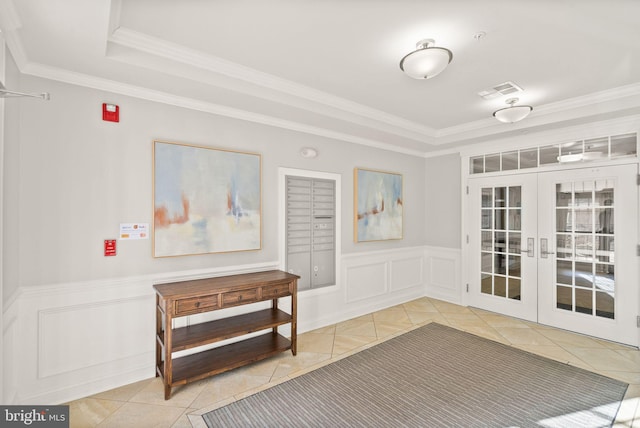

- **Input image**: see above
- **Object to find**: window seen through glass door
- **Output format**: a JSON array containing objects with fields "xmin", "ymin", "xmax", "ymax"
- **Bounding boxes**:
[
  {"xmin": 555, "ymin": 180, "xmax": 615, "ymax": 319},
  {"xmin": 480, "ymin": 186, "xmax": 522, "ymax": 300}
]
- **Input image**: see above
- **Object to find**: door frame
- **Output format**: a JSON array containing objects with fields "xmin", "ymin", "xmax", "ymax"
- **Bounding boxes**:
[
  {"xmin": 278, "ymin": 167, "xmax": 342, "ymax": 294},
  {"xmin": 462, "ymin": 159, "xmax": 640, "ymax": 346},
  {"xmin": 536, "ymin": 164, "xmax": 639, "ymax": 345},
  {"xmin": 466, "ymin": 173, "xmax": 539, "ymax": 322}
]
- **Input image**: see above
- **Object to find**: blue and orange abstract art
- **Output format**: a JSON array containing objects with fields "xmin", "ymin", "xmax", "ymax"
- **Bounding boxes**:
[
  {"xmin": 354, "ymin": 168, "xmax": 403, "ymax": 242},
  {"xmin": 153, "ymin": 141, "xmax": 261, "ymax": 257}
]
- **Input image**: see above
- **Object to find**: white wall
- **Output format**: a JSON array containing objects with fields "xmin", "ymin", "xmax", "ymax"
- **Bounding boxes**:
[
  {"xmin": 423, "ymin": 153, "xmax": 463, "ymax": 304},
  {"xmin": 2, "ymin": 49, "xmax": 20, "ymax": 305},
  {"xmin": 0, "ymin": 34, "xmax": 6, "ymax": 406},
  {"xmin": 2, "ymin": 44, "xmax": 22, "ymax": 404},
  {"xmin": 3, "ymin": 73, "xmax": 431, "ymax": 404},
  {"xmin": 425, "ymin": 153, "xmax": 461, "ymax": 249}
]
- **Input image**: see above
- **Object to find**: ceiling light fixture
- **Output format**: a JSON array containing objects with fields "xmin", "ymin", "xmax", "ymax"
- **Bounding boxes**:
[
  {"xmin": 557, "ymin": 153, "xmax": 583, "ymax": 163},
  {"xmin": 399, "ymin": 39, "xmax": 453, "ymax": 79},
  {"xmin": 492, "ymin": 98, "xmax": 533, "ymax": 123}
]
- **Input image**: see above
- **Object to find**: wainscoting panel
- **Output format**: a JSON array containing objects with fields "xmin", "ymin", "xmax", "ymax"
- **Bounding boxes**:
[
  {"xmin": 344, "ymin": 261, "xmax": 388, "ymax": 303},
  {"xmin": 338, "ymin": 247, "xmax": 426, "ymax": 323},
  {"xmin": 38, "ymin": 296, "xmax": 153, "ymax": 379},
  {"xmin": 424, "ymin": 246, "xmax": 462, "ymax": 304},
  {"xmin": 390, "ymin": 256, "xmax": 423, "ymax": 291}
]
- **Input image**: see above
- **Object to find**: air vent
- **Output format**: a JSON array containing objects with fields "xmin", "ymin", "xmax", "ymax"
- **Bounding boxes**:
[{"xmin": 478, "ymin": 81, "xmax": 523, "ymax": 100}]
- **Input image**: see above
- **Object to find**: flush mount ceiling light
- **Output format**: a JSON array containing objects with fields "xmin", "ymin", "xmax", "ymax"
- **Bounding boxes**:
[
  {"xmin": 493, "ymin": 98, "xmax": 533, "ymax": 123},
  {"xmin": 399, "ymin": 39, "xmax": 453, "ymax": 79}
]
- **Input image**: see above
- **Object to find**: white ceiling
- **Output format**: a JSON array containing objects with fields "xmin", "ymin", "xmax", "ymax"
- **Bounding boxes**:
[{"xmin": 2, "ymin": 0, "xmax": 640, "ymax": 155}]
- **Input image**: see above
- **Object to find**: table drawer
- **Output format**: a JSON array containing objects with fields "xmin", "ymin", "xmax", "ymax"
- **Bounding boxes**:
[
  {"xmin": 222, "ymin": 288, "xmax": 259, "ymax": 307},
  {"xmin": 175, "ymin": 294, "xmax": 219, "ymax": 315},
  {"xmin": 262, "ymin": 282, "xmax": 291, "ymax": 299}
]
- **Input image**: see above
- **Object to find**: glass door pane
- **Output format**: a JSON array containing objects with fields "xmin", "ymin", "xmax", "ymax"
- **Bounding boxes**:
[
  {"xmin": 468, "ymin": 173, "xmax": 537, "ymax": 323},
  {"xmin": 480, "ymin": 186, "xmax": 522, "ymax": 300},
  {"xmin": 553, "ymin": 181, "xmax": 614, "ymax": 319}
]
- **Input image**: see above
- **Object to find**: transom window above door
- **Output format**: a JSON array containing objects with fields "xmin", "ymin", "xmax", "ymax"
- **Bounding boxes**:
[{"xmin": 469, "ymin": 133, "xmax": 636, "ymax": 175}]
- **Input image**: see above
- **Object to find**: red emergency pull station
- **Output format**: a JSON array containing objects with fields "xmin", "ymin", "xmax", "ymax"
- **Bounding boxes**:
[
  {"xmin": 102, "ymin": 103, "xmax": 119, "ymax": 122},
  {"xmin": 104, "ymin": 239, "xmax": 117, "ymax": 256}
]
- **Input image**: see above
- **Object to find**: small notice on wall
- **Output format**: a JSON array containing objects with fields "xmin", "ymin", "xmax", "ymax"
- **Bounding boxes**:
[{"xmin": 120, "ymin": 223, "xmax": 149, "ymax": 240}]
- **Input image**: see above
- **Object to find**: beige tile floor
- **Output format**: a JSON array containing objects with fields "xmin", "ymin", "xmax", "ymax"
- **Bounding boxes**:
[{"xmin": 67, "ymin": 297, "xmax": 640, "ymax": 427}]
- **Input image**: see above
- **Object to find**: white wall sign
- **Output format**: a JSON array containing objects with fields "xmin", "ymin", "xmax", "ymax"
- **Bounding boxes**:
[{"xmin": 120, "ymin": 223, "xmax": 149, "ymax": 240}]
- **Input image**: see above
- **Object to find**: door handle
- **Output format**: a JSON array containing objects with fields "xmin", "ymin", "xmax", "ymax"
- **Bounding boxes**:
[
  {"xmin": 540, "ymin": 238, "xmax": 555, "ymax": 258},
  {"xmin": 520, "ymin": 237, "xmax": 535, "ymax": 257}
]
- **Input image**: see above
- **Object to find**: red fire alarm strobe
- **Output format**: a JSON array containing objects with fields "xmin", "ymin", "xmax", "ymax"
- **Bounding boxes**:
[
  {"xmin": 104, "ymin": 239, "xmax": 117, "ymax": 256},
  {"xmin": 102, "ymin": 103, "xmax": 119, "ymax": 122}
]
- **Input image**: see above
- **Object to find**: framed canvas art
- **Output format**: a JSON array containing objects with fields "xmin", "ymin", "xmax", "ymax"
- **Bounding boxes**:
[
  {"xmin": 354, "ymin": 168, "xmax": 403, "ymax": 242},
  {"xmin": 153, "ymin": 140, "xmax": 261, "ymax": 257}
]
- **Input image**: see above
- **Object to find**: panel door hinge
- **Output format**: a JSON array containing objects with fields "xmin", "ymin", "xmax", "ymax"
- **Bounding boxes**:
[
  {"xmin": 637, "ymin": 174, "xmax": 640, "ymax": 186},
  {"xmin": 466, "ymin": 235, "xmax": 469, "ymax": 244},
  {"xmin": 466, "ymin": 283, "xmax": 469, "ymax": 293},
  {"xmin": 466, "ymin": 186, "xmax": 469, "ymax": 195},
  {"xmin": 637, "ymin": 244, "xmax": 640, "ymax": 256},
  {"xmin": 637, "ymin": 316, "xmax": 640, "ymax": 328}
]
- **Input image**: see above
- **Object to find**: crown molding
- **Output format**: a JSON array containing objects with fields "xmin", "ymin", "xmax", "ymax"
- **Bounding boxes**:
[
  {"xmin": 22, "ymin": 61, "xmax": 426, "ymax": 157},
  {"xmin": 106, "ymin": 0, "xmax": 123, "ymax": 35},
  {"xmin": 108, "ymin": 27, "xmax": 438, "ymax": 142},
  {"xmin": 0, "ymin": 0, "xmax": 28, "ymax": 70},
  {"xmin": 434, "ymin": 82, "xmax": 640, "ymax": 142},
  {"xmin": 534, "ymin": 82, "xmax": 640, "ymax": 115},
  {"xmin": 0, "ymin": 0, "xmax": 21, "ymax": 32}
]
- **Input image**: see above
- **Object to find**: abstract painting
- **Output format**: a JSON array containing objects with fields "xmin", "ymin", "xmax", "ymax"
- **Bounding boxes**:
[
  {"xmin": 153, "ymin": 141, "xmax": 261, "ymax": 257},
  {"xmin": 354, "ymin": 168, "xmax": 403, "ymax": 242}
]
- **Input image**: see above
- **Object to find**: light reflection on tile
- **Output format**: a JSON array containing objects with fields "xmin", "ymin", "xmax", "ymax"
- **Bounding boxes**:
[
  {"xmin": 189, "ymin": 373, "xmax": 271, "ymax": 410},
  {"xmin": 171, "ymin": 408, "xmax": 199, "ymax": 428},
  {"xmin": 406, "ymin": 312, "xmax": 450, "ymax": 326},
  {"xmin": 68, "ymin": 398, "xmax": 124, "ymax": 427},
  {"xmin": 97, "ymin": 402, "xmax": 184, "ymax": 428},
  {"xmin": 270, "ymin": 351, "xmax": 331, "ymax": 380},
  {"xmin": 402, "ymin": 298, "xmax": 439, "ymax": 313},
  {"xmin": 333, "ymin": 334, "xmax": 378, "ymax": 356},
  {"xmin": 335, "ymin": 319, "xmax": 377, "ymax": 337},
  {"xmin": 297, "ymin": 332, "xmax": 335, "ymax": 354},
  {"xmin": 497, "ymin": 327, "xmax": 556, "ymax": 346},
  {"xmin": 90, "ymin": 379, "xmax": 153, "ymax": 402},
  {"xmin": 129, "ymin": 377, "xmax": 206, "ymax": 408}
]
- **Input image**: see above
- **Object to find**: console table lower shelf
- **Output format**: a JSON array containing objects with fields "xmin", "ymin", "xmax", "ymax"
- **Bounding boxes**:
[{"xmin": 157, "ymin": 332, "xmax": 292, "ymax": 386}]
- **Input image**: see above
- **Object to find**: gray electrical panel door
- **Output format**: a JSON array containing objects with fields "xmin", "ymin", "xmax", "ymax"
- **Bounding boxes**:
[{"xmin": 286, "ymin": 176, "xmax": 335, "ymax": 290}]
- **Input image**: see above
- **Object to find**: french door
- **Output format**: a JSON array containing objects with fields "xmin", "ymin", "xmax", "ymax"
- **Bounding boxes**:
[{"xmin": 468, "ymin": 164, "xmax": 639, "ymax": 346}]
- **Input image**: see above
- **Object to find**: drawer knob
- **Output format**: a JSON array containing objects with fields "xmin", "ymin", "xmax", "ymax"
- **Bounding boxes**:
[{"xmin": 195, "ymin": 302, "xmax": 200, "ymax": 308}]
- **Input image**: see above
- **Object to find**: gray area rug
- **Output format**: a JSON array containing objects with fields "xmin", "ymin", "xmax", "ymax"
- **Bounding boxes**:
[{"xmin": 203, "ymin": 322, "xmax": 627, "ymax": 427}]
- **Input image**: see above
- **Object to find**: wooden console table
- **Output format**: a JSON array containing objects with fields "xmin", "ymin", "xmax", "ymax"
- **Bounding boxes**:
[{"xmin": 153, "ymin": 270, "xmax": 299, "ymax": 399}]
